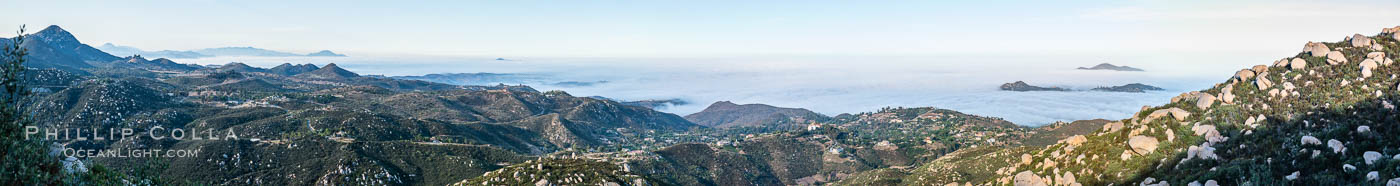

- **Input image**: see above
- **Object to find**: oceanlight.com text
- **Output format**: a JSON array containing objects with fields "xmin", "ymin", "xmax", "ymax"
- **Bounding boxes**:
[{"xmin": 63, "ymin": 148, "xmax": 202, "ymax": 158}]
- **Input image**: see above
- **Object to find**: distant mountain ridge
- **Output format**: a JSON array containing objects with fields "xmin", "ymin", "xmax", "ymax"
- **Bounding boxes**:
[
  {"xmin": 1077, "ymin": 63, "xmax": 1144, "ymax": 71},
  {"xmin": 28, "ymin": 25, "xmax": 118, "ymax": 63},
  {"xmin": 97, "ymin": 43, "xmax": 346, "ymax": 58},
  {"xmin": 999, "ymin": 81, "xmax": 1069, "ymax": 91},
  {"xmin": 98, "ymin": 43, "xmax": 212, "ymax": 58},
  {"xmin": 267, "ymin": 63, "xmax": 320, "ymax": 75},
  {"xmin": 684, "ymin": 101, "xmax": 830, "ymax": 128},
  {"xmin": 113, "ymin": 56, "xmax": 202, "ymax": 71},
  {"xmin": 1000, "ymin": 81, "xmax": 1165, "ymax": 93},
  {"xmin": 4, "ymin": 25, "xmax": 216, "ymax": 74},
  {"xmin": 12, "ymin": 25, "xmax": 709, "ymax": 185},
  {"xmin": 194, "ymin": 46, "xmax": 301, "ymax": 57},
  {"xmin": 294, "ymin": 63, "xmax": 360, "ymax": 79},
  {"xmin": 1091, "ymin": 83, "xmax": 1165, "ymax": 93},
  {"xmin": 588, "ymin": 96, "xmax": 689, "ymax": 110},
  {"xmin": 393, "ymin": 72, "xmax": 546, "ymax": 86},
  {"xmin": 305, "ymin": 50, "xmax": 347, "ymax": 57},
  {"xmin": 392, "ymin": 72, "xmax": 614, "ymax": 88}
]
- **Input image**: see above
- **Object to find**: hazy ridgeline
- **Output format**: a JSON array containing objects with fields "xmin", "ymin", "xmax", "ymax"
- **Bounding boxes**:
[{"xmin": 181, "ymin": 53, "xmax": 1258, "ymax": 126}]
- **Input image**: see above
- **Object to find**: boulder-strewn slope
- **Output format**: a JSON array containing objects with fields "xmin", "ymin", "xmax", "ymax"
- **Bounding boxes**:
[
  {"xmin": 629, "ymin": 144, "xmax": 785, "ymax": 186},
  {"xmin": 1021, "ymin": 119, "xmax": 1113, "ymax": 147},
  {"xmin": 638, "ymin": 107, "xmax": 1045, "ymax": 185},
  {"xmin": 904, "ymin": 25, "xmax": 1400, "ymax": 186},
  {"xmin": 454, "ymin": 158, "xmax": 652, "ymax": 186}
]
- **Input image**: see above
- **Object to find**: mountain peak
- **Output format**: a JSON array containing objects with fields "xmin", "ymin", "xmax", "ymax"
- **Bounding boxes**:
[
  {"xmin": 268, "ymin": 63, "xmax": 320, "ymax": 76},
  {"xmin": 295, "ymin": 63, "xmax": 359, "ymax": 79},
  {"xmin": 16, "ymin": 25, "xmax": 119, "ymax": 70},
  {"xmin": 307, "ymin": 50, "xmax": 347, "ymax": 57},
  {"xmin": 686, "ymin": 101, "xmax": 829, "ymax": 128},
  {"xmin": 39, "ymin": 25, "xmax": 66, "ymax": 33},
  {"xmin": 33, "ymin": 25, "xmax": 75, "ymax": 42},
  {"xmin": 1077, "ymin": 63, "xmax": 1144, "ymax": 71},
  {"xmin": 711, "ymin": 101, "xmax": 737, "ymax": 107}
]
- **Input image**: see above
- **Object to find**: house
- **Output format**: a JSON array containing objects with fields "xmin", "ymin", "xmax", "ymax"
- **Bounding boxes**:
[{"xmin": 807, "ymin": 122, "xmax": 823, "ymax": 131}]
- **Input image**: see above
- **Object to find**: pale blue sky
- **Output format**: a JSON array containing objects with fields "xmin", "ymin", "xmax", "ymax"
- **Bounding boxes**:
[{"xmin": 3, "ymin": 0, "xmax": 1398, "ymax": 57}]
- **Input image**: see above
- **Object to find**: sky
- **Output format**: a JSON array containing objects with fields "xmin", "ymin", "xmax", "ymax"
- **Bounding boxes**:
[
  {"xmin": 4, "ymin": 0, "xmax": 1400, "ymax": 125},
  {"xmin": 2, "ymin": 0, "xmax": 1399, "ymax": 58}
]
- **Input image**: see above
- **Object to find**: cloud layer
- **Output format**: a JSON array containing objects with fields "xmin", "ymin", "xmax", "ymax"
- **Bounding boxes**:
[{"xmin": 182, "ymin": 53, "xmax": 1242, "ymax": 126}]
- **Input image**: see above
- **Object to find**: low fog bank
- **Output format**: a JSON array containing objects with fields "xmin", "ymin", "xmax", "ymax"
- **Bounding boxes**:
[{"xmin": 178, "ymin": 53, "xmax": 1273, "ymax": 126}]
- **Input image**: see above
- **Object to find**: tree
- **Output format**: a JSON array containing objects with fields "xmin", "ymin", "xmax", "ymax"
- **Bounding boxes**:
[{"xmin": 0, "ymin": 24, "xmax": 65, "ymax": 185}]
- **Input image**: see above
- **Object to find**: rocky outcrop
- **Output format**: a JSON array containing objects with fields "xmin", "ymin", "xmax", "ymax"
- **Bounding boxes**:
[
  {"xmin": 1352, "ymin": 34, "xmax": 1374, "ymax": 48},
  {"xmin": 1127, "ymin": 136, "xmax": 1159, "ymax": 155},
  {"xmin": 1101, "ymin": 122, "xmax": 1124, "ymax": 133},
  {"xmin": 1289, "ymin": 58, "xmax": 1308, "ymax": 70},
  {"xmin": 1327, "ymin": 51, "xmax": 1349, "ymax": 65},
  {"xmin": 1364, "ymin": 151, "xmax": 1383, "ymax": 165},
  {"xmin": 1185, "ymin": 144, "xmax": 1218, "ymax": 161},
  {"xmin": 1361, "ymin": 51, "xmax": 1391, "ymax": 78},
  {"xmin": 1013, "ymin": 171, "xmax": 1048, "ymax": 186},
  {"xmin": 1353, "ymin": 34, "xmax": 1386, "ymax": 50},
  {"xmin": 1062, "ymin": 135, "xmax": 1087, "ymax": 146},
  {"xmin": 1234, "ymin": 69, "xmax": 1256, "ymax": 81},
  {"xmin": 1141, "ymin": 178, "xmax": 1170, "ymax": 186},
  {"xmin": 1251, "ymin": 65, "xmax": 1268, "ymax": 74},
  {"xmin": 1143, "ymin": 108, "xmax": 1189, "ymax": 124},
  {"xmin": 1386, "ymin": 26, "xmax": 1400, "ymax": 41},
  {"xmin": 1022, "ymin": 154, "xmax": 1034, "ymax": 166},
  {"xmin": 1328, "ymin": 139, "xmax": 1346, "ymax": 154},
  {"xmin": 1301, "ymin": 136, "xmax": 1322, "ymax": 145},
  {"xmin": 1362, "ymin": 59, "xmax": 1379, "ymax": 78},
  {"xmin": 1366, "ymin": 52, "xmax": 1391, "ymax": 66},
  {"xmin": 1220, "ymin": 83, "xmax": 1236, "ymax": 104},
  {"xmin": 1192, "ymin": 125, "xmax": 1225, "ymax": 143},
  {"xmin": 1304, "ymin": 42, "xmax": 1331, "ymax": 56},
  {"xmin": 1254, "ymin": 73, "xmax": 1273, "ymax": 89},
  {"xmin": 1195, "ymin": 94, "xmax": 1217, "ymax": 110}
]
